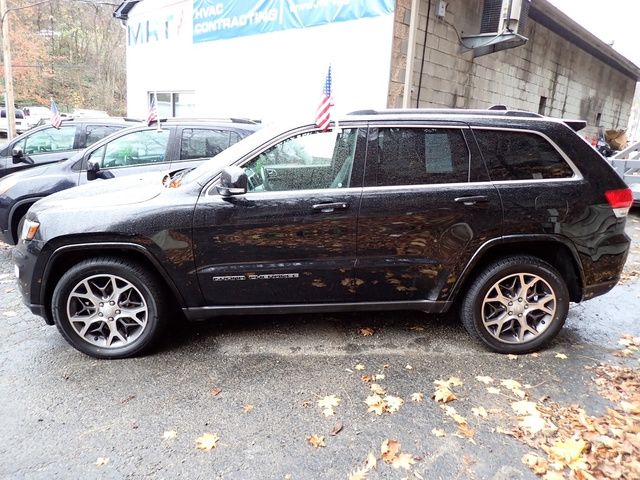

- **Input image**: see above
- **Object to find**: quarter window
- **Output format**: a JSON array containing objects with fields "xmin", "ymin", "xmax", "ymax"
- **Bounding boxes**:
[
  {"xmin": 180, "ymin": 129, "xmax": 231, "ymax": 160},
  {"xmin": 241, "ymin": 129, "xmax": 359, "ymax": 192},
  {"xmin": 17, "ymin": 126, "xmax": 76, "ymax": 155},
  {"xmin": 366, "ymin": 127, "xmax": 469, "ymax": 186},
  {"xmin": 473, "ymin": 130, "xmax": 574, "ymax": 180},
  {"xmin": 89, "ymin": 129, "xmax": 170, "ymax": 168}
]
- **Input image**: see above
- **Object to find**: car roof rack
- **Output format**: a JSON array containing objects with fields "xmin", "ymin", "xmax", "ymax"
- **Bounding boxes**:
[
  {"xmin": 158, "ymin": 117, "xmax": 260, "ymax": 125},
  {"xmin": 347, "ymin": 107, "xmax": 544, "ymax": 119}
]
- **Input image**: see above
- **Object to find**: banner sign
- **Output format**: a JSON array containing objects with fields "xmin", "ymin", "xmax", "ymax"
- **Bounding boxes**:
[{"xmin": 193, "ymin": 0, "xmax": 395, "ymax": 43}]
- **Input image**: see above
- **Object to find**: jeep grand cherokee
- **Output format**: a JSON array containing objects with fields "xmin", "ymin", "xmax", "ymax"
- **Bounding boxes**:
[{"xmin": 12, "ymin": 108, "xmax": 632, "ymax": 359}]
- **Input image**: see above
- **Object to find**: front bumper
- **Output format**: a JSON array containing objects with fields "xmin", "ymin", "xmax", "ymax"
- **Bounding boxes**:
[{"xmin": 12, "ymin": 240, "xmax": 52, "ymax": 324}]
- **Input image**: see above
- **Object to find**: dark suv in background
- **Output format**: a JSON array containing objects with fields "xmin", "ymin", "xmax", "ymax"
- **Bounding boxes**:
[
  {"xmin": 0, "ymin": 117, "xmax": 139, "ymax": 178},
  {"xmin": 0, "ymin": 118, "xmax": 260, "ymax": 244},
  {"xmin": 12, "ymin": 108, "xmax": 632, "ymax": 359}
]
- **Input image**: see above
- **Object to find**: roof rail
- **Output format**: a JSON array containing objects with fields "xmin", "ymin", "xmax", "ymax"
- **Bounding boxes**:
[
  {"xmin": 347, "ymin": 108, "xmax": 544, "ymax": 119},
  {"xmin": 158, "ymin": 117, "xmax": 260, "ymax": 125}
]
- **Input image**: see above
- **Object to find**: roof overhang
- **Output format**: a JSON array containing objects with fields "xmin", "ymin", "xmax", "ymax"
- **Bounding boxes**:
[
  {"xmin": 113, "ymin": 0, "xmax": 142, "ymax": 21},
  {"xmin": 531, "ymin": 0, "xmax": 640, "ymax": 81}
]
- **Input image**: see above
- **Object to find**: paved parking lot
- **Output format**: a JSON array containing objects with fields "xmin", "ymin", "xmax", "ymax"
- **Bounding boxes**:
[{"xmin": 1, "ymin": 212, "xmax": 639, "ymax": 480}]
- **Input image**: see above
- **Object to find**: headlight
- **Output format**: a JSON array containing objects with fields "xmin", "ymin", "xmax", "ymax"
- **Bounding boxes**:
[
  {"xmin": 0, "ymin": 175, "xmax": 18, "ymax": 195},
  {"xmin": 22, "ymin": 219, "xmax": 40, "ymax": 241}
]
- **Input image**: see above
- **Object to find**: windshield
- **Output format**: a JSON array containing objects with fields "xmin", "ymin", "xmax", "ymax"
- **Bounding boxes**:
[{"xmin": 180, "ymin": 123, "xmax": 301, "ymax": 186}]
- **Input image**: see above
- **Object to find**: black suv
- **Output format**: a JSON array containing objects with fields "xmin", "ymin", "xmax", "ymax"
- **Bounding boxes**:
[
  {"xmin": 0, "ymin": 117, "xmax": 140, "ymax": 178},
  {"xmin": 0, "ymin": 118, "xmax": 260, "ymax": 245},
  {"xmin": 12, "ymin": 109, "xmax": 632, "ymax": 359}
]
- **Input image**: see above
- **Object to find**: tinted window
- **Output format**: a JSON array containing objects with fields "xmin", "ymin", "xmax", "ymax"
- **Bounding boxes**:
[
  {"xmin": 180, "ymin": 129, "xmax": 230, "ymax": 160},
  {"xmin": 84, "ymin": 125, "xmax": 123, "ymax": 148},
  {"xmin": 367, "ymin": 127, "xmax": 469, "ymax": 186},
  {"xmin": 90, "ymin": 129, "xmax": 170, "ymax": 168},
  {"xmin": 473, "ymin": 130, "xmax": 574, "ymax": 180},
  {"xmin": 241, "ymin": 129, "xmax": 358, "ymax": 192},
  {"xmin": 17, "ymin": 126, "xmax": 76, "ymax": 155}
]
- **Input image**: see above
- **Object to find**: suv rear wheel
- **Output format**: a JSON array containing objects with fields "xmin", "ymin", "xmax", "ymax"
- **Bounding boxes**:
[
  {"xmin": 51, "ymin": 257, "xmax": 167, "ymax": 359},
  {"xmin": 461, "ymin": 255, "xmax": 569, "ymax": 354}
]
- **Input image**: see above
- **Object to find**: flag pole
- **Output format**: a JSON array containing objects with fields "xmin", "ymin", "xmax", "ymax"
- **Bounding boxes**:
[{"xmin": 155, "ymin": 91, "xmax": 161, "ymax": 133}]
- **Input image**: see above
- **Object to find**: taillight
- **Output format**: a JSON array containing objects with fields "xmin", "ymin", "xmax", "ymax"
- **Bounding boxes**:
[{"xmin": 605, "ymin": 188, "xmax": 633, "ymax": 218}]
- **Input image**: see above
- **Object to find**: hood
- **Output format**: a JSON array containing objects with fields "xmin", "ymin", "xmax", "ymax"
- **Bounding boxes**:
[{"xmin": 31, "ymin": 171, "xmax": 164, "ymax": 215}]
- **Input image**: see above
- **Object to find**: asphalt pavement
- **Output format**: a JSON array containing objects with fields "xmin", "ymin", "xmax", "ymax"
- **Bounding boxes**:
[{"xmin": 0, "ymin": 212, "xmax": 639, "ymax": 480}]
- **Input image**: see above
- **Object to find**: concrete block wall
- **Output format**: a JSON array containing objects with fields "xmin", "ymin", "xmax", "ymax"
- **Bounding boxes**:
[{"xmin": 388, "ymin": 0, "xmax": 637, "ymax": 140}]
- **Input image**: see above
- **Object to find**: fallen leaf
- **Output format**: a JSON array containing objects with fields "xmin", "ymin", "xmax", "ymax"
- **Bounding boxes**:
[
  {"xmin": 555, "ymin": 353, "xmax": 568, "ymax": 360},
  {"xmin": 443, "ymin": 405, "xmax": 467, "ymax": 425},
  {"xmin": 354, "ymin": 364, "xmax": 365, "ymax": 371},
  {"xmin": 522, "ymin": 453, "xmax": 549, "ymax": 475},
  {"xmin": 359, "ymin": 327, "xmax": 375, "ymax": 337},
  {"xmin": 391, "ymin": 452, "xmax": 416, "ymax": 470},
  {"xmin": 330, "ymin": 421, "xmax": 343, "ymax": 436},
  {"xmin": 162, "ymin": 430, "xmax": 177, "ymax": 439},
  {"xmin": 457, "ymin": 423, "xmax": 476, "ymax": 441},
  {"xmin": 512, "ymin": 400, "xmax": 539, "ymax": 416},
  {"xmin": 371, "ymin": 383, "xmax": 386, "ymax": 395},
  {"xmin": 243, "ymin": 404, "xmax": 254, "ymax": 413},
  {"xmin": 409, "ymin": 325, "xmax": 425, "ymax": 331},
  {"xmin": 384, "ymin": 395, "xmax": 404, "ymax": 413},
  {"xmin": 210, "ymin": 387, "xmax": 222, "ymax": 396},
  {"xmin": 542, "ymin": 472, "xmax": 564, "ymax": 480},
  {"xmin": 365, "ymin": 394, "xmax": 385, "ymax": 415},
  {"xmin": 318, "ymin": 395, "xmax": 340, "ymax": 410},
  {"xmin": 501, "ymin": 379, "xmax": 523, "ymax": 390},
  {"xmin": 373, "ymin": 374, "xmax": 385, "ymax": 381},
  {"xmin": 433, "ymin": 385, "xmax": 456, "ymax": 403},
  {"xmin": 411, "ymin": 392, "xmax": 424, "ymax": 402},
  {"xmin": 195, "ymin": 433, "xmax": 220, "ymax": 450},
  {"xmin": 475, "ymin": 375, "xmax": 493, "ymax": 384},
  {"xmin": 322, "ymin": 408, "xmax": 335, "ymax": 417},
  {"xmin": 530, "ymin": 352, "xmax": 541, "ymax": 358},
  {"xmin": 365, "ymin": 452, "xmax": 377, "ymax": 471},
  {"xmin": 302, "ymin": 400, "xmax": 312, "ymax": 408},
  {"xmin": 381, "ymin": 439, "xmax": 401, "ymax": 463},
  {"xmin": 548, "ymin": 438, "xmax": 587, "ymax": 469},
  {"xmin": 95, "ymin": 457, "xmax": 109, "ymax": 467},
  {"xmin": 361, "ymin": 374, "xmax": 373, "ymax": 383},
  {"xmin": 512, "ymin": 388, "xmax": 527, "ymax": 399},
  {"xmin": 487, "ymin": 387, "xmax": 501, "ymax": 395},
  {"xmin": 431, "ymin": 428, "xmax": 446, "ymax": 437},
  {"xmin": 507, "ymin": 354, "xmax": 518, "ymax": 360},
  {"xmin": 405, "ymin": 364, "xmax": 413, "ymax": 370},
  {"xmin": 519, "ymin": 415, "xmax": 546, "ymax": 435},
  {"xmin": 472, "ymin": 406, "xmax": 488, "ymax": 418},
  {"xmin": 307, "ymin": 434, "xmax": 326, "ymax": 448}
]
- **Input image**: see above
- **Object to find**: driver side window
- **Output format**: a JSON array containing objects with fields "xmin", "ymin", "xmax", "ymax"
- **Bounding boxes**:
[
  {"xmin": 17, "ymin": 126, "xmax": 76, "ymax": 155},
  {"xmin": 242, "ymin": 129, "xmax": 358, "ymax": 193}
]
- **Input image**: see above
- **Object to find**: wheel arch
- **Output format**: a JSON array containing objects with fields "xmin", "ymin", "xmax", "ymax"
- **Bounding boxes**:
[
  {"xmin": 449, "ymin": 235, "xmax": 585, "ymax": 304},
  {"xmin": 9, "ymin": 197, "xmax": 43, "ymax": 244},
  {"xmin": 40, "ymin": 242, "xmax": 185, "ymax": 325}
]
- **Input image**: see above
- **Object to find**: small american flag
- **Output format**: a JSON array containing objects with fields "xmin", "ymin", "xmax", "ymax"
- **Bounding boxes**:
[
  {"xmin": 146, "ymin": 94, "xmax": 158, "ymax": 126},
  {"xmin": 315, "ymin": 65, "xmax": 332, "ymax": 131},
  {"xmin": 50, "ymin": 99, "xmax": 62, "ymax": 129}
]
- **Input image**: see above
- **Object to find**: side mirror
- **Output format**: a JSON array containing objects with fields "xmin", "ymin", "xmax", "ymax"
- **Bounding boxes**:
[
  {"xmin": 86, "ymin": 158, "xmax": 100, "ymax": 181},
  {"xmin": 12, "ymin": 147, "xmax": 33, "ymax": 165},
  {"xmin": 217, "ymin": 166, "xmax": 247, "ymax": 197}
]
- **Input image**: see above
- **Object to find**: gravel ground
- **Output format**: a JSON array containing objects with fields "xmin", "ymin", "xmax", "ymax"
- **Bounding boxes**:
[{"xmin": 0, "ymin": 211, "xmax": 639, "ymax": 480}]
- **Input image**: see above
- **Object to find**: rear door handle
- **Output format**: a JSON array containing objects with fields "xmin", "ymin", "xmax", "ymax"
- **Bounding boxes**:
[
  {"xmin": 454, "ymin": 195, "xmax": 489, "ymax": 206},
  {"xmin": 312, "ymin": 202, "xmax": 349, "ymax": 213}
]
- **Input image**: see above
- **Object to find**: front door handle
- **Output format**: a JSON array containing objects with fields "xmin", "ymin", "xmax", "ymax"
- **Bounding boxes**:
[
  {"xmin": 312, "ymin": 202, "xmax": 349, "ymax": 213},
  {"xmin": 454, "ymin": 195, "xmax": 489, "ymax": 206}
]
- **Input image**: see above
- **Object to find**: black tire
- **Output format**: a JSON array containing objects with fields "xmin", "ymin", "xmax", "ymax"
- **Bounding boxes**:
[
  {"xmin": 51, "ymin": 257, "xmax": 168, "ymax": 359},
  {"xmin": 460, "ymin": 255, "xmax": 569, "ymax": 354}
]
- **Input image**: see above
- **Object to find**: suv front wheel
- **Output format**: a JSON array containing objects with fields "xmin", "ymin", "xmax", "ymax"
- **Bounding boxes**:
[
  {"xmin": 51, "ymin": 257, "xmax": 167, "ymax": 359},
  {"xmin": 461, "ymin": 255, "xmax": 569, "ymax": 354}
]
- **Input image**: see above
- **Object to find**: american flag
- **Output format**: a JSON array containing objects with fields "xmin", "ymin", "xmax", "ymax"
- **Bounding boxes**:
[
  {"xmin": 147, "ymin": 94, "xmax": 158, "ymax": 126},
  {"xmin": 315, "ymin": 65, "xmax": 332, "ymax": 131},
  {"xmin": 50, "ymin": 99, "xmax": 62, "ymax": 129}
]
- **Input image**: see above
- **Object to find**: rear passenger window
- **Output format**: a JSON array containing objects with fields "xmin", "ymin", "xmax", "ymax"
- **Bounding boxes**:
[
  {"xmin": 180, "ymin": 129, "xmax": 230, "ymax": 160},
  {"xmin": 366, "ymin": 128, "xmax": 469, "ymax": 186},
  {"xmin": 84, "ymin": 125, "xmax": 123, "ymax": 148},
  {"xmin": 473, "ymin": 130, "xmax": 574, "ymax": 180}
]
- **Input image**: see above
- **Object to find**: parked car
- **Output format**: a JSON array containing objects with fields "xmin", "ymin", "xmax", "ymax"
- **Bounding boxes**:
[
  {"xmin": 23, "ymin": 106, "xmax": 51, "ymax": 130},
  {"xmin": 0, "ymin": 117, "xmax": 139, "ymax": 179},
  {"xmin": 0, "ymin": 108, "xmax": 29, "ymax": 135},
  {"xmin": 13, "ymin": 108, "xmax": 632, "ymax": 359},
  {"xmin": 0, "ymin": 118, "xmax": 260, "ymax": 245}
]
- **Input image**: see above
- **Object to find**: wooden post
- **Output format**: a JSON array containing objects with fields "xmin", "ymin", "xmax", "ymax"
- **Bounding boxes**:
[{"xmin": 0, "ymin": 0, "xmax": 16, "ymax": 140}]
